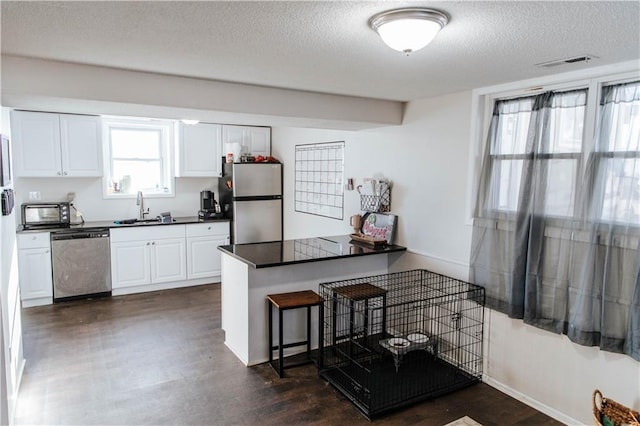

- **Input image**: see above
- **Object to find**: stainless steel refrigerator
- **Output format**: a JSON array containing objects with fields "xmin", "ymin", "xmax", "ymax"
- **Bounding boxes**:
[{"xmin": 219, "ymin": 162, "xmax": 283, "ymax": 244}]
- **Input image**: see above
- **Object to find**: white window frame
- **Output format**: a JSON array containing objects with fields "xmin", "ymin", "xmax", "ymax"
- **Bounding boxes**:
[
  {"xmin": 466, "ymin": 61, "xmax": 640, "ymax": 225},
  {"xmin": 482, "ymin": 89, "xmax": 589, "ymax": 220},
  {"xmin": 102, "ymin": 117, "xmax": 175, "ymax": 199}
]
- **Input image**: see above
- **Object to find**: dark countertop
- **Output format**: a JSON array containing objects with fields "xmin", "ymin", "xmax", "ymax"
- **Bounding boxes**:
[
  {"xmin": 17, "ymin": 216, "xmax": 230, "ymax": 233},
  {"xmin": 218, "ymin": 235, "xmax": 406, "ymax": 268}
]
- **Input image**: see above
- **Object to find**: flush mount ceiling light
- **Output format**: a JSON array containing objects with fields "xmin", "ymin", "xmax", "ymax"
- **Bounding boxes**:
[
  {"xmin": 181, "ymin": 119, "xmax": 200, "ymax": 125},
  {"xmin": 369, "ymin": 8, "xmax": 449, "ymax": 55}
]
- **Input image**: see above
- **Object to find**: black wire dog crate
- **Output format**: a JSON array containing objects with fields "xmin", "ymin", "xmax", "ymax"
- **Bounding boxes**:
[{"xmin": 317, "ymin": 269, "xmax": 485, "ymax": 419}]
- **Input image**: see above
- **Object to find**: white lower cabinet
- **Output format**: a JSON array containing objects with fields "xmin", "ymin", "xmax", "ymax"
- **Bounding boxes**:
[
  {"xmin": 186, "ymin": 223, "xmax": 230, "ymax": 280},
  {"xmin": 151, "ymin": 238, "xmax": 187, "ymax": 283},
  {"xmin": 17, "ymin": 232, "xmax": 53, "ymax": 307},
  {"xmin": 17, "ymin": 222, "xmax": 230, "ymax": 302},
  {"xmin": 110, "ymin": 226, "xmax": 186, "ymax": 293},
  {"xmin": 110, "ymin": 240, "xmax": 151, "ymax": 288}
]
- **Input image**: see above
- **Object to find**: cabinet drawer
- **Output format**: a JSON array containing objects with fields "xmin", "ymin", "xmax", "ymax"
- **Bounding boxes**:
[
  {"xmin": 110, "ymin": 225, "xmax": 186, "ymax": 243},
  {"xmin": 186, "ymin": 222, "xmax": 230, "ymax": 238},
  {"xmin": 17, "ymin": 232, "xmax": 51, "ymax": 249}
]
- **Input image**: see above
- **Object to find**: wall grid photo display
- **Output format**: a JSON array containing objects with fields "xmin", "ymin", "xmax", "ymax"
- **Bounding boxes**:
[{"xmin": 294, "ymin": 141, "xmax": 345, "ymax": 220}]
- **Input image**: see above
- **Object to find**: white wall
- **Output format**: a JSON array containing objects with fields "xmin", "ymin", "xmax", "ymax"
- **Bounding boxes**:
[
  {"xmin": 273, "ymin": 90, "xmax": 474, "ymax": 273},
  {"xmin": 272, "ymin": 90, "xmax": 639, "ymax": 425},
  {"xmin": 483, "ymin": 310, "xmax": 639, "ymax": 425},
  {"xmin": 0, "ymin": 106, "xmax": 24, "ymax": 425}
]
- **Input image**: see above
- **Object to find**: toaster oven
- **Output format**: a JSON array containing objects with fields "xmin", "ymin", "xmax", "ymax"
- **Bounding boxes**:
[{"xmin": 21, "ymin": 202, "xmax": 71, "ymax": 229}]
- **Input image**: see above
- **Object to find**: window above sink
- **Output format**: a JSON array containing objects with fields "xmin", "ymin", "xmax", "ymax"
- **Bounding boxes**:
[{"xmin": 102, "ymin": 117, "xmax": 174, "ymax": 199}]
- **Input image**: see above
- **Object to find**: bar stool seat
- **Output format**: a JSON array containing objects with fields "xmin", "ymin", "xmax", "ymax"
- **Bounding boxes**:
[
  {"xmin": 331, "ymin": 283, "xmax": 387, "ymax": 355},
  {"xmin": 267, "ymin": 290, "xmax": 324, "ymax": 378}
]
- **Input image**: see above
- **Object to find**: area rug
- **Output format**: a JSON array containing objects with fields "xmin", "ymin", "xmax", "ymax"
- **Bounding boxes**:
[{"xmin": 443, "ymin": 416, "xmax": 483, "ymax": 426}]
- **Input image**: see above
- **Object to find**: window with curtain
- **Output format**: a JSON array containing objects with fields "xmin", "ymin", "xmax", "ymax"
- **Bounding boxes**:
[
  {"xmin": 592, "ymin": 83, "xmax": 640, "ymax": 224},
  {"xmin": 483, "ymin": 92, "xmax": 585, "ymax": 217},
  {"xmin": 470, "ymin": 80, "xmax": 640, "ymax": 360}
]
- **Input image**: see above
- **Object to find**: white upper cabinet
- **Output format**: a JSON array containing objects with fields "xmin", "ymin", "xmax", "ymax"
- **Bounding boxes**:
[
  {"xmin": 11, "ymin": 110, "xmax": 102, "ymax": 177},
  {"xmin": 176, "ymin": 122, "xmax": 223, "ymax": 177},
  {"xmin": 246, "ymin": 126, "xmax": 271, "ymax": 157},
  {"xmin": 11, "ymin": 111, "xmax": 61, "ymax": 177},
  {"xmin": 59, "ymin": 114, "xmax": 103, "ymax": 177},
  {"xmin": 222, "ymin": 125, "xmax": 271, "ymax": 158}
]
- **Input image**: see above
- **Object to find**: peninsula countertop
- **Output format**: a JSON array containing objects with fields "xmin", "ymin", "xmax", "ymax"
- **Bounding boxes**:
[{"xmin": 218, "ymin": 235, "xmax": 406, "ymax": 268}]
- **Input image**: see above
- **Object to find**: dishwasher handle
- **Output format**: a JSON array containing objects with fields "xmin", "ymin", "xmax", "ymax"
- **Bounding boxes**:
[{"xmin": 51, "ymin": 229, "xmax": 110, "ymax": 240}]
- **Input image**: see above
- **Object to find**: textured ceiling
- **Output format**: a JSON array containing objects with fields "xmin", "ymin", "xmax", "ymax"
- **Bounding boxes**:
[{"xmin": 1, "ymin": 1, "xmax": 639, "ymax": 102}]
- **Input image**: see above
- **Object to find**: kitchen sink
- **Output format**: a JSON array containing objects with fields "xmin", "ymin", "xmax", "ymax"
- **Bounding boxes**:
[
  {"xmin": 113, "ymin": 218, "xmax": 174, "ymax": 225},
  {"xmin": 113, "ymin": 218, "xmax": 159, "ymax": 225}
]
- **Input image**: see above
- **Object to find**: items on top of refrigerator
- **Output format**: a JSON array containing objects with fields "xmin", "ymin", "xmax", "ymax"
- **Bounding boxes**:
[{"xmin": 252, "ymin": 155, "xmax": 280, "ymax": 163}]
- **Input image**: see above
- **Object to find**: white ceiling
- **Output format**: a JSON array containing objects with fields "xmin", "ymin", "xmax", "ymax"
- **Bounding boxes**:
[{"xmin": 1, "ymin": 1, "xmax": 639, "ymax": 103}]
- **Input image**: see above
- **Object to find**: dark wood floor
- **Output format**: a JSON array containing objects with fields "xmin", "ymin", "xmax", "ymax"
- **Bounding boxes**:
[{"xmin": 14, "ymin": 284, "xmax": 562, "ymax": 425}]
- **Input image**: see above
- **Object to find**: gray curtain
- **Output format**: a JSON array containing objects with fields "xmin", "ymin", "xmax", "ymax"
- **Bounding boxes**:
[{"xmin": 470, "ymin": 81, "xmax": 640, "ymax": 360}]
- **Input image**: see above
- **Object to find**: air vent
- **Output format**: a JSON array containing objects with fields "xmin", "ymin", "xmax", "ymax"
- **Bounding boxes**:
[{"xmin": 535, "ymin": 55, "xmax": 597, "ymax": 68}]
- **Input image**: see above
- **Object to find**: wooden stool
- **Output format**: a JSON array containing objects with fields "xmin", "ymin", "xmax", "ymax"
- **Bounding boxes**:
[
  {"xmin": 267, "ymin": 290, "xmax": 324, "ymax": 378},
  {"xmin": 331, "ymin": 283, "xmax": 387, "ymax": 356}
]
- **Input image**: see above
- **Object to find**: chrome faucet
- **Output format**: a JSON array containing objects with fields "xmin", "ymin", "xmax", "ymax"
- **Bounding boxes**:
[{"xmin": 136, "ymin": 191, "xmax": 149, "ymax": 220}]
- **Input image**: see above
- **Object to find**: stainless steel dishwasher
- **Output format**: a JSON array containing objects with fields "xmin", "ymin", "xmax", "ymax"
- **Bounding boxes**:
[{"xmin": 51, "ymin": 228, "xmax": 112, "ymax": 301}]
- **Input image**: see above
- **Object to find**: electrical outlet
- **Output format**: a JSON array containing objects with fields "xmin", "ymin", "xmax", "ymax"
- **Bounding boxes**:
[
  {"xmin": 28, "ymin": 191, "xmax": 41, "ymax": 201},
  {"xmin": 67, "ymin": 192, "xmax": 76, "ymax": 202}
]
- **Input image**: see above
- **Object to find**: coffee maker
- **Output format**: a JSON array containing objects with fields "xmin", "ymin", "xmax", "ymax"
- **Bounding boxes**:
[{"xmin": 198, "ymin": 190, "xmax": 222, "ymax": 221}]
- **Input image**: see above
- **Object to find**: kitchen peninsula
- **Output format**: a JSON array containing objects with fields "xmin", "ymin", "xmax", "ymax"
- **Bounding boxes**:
[{"xmin": 219, "ymin": 235, "xmax": 406, "ymax": 366}]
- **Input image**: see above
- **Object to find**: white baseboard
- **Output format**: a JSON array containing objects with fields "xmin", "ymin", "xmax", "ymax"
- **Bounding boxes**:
[
  {"xmin": 21, "ymin": 297, "xmax": 52, "ymax": 308},
  {"xmin": 112, "ymin": 276, "xmax": 218, "ymax": 296},
  {"xmin": 224, "ymin": 341, "xmax": 249, "ymax": 366},
  {"xmin": 483, "ymin": 375, "xmax": 582, "ymax": 425}
]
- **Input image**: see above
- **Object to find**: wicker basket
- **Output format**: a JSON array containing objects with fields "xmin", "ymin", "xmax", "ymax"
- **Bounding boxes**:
[{"xmin": 593, "ymin": 389, "xmax": 640, "ymax": 426}]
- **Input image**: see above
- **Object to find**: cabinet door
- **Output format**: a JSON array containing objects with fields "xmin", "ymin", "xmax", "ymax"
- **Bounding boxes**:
[
  {"xmin": 247, "ymin": 127, "xmax": 271, "ymax": 157},
  {"xmin": 110, "ymin": 241, "xmax": 151, "ymax": 288},
  {"xmin": 186, "ymin": 235, "xmax": 228, "ymax": 279},
  {"xmin": 150, "ymin": 238, "xmax": 186, "ymax": 283},
  {"xmin": 222, "ymin": 125, "xmax": 271, "ymax": 157},
  {"xmin": 11, "ymin": 110, "xmax": 62, "ymax": 177},
  {"xmin": 59, "ymin": 114, "xmax": 102, "ymax": 177},
  {"xmin": 177, "ymin": 123, "xmax": 222, "ymax": 177},
  {"xmin": 222, "ymin": 125, "xmax": 245, "ymax": 158},
  {"xmin": 18, "ymin": 247, "xmax": 53, "ymax": 301},
  {"xmin": 222, "ymin": 125, "xmax": 245, "ymax": 145}
]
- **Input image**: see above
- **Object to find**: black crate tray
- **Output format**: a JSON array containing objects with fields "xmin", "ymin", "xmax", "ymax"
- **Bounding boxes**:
[{"xmin": 320, "ymin": 350, "xmax": 481, "ymax": 419}]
